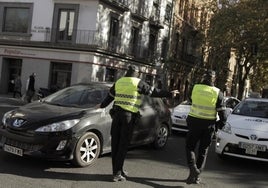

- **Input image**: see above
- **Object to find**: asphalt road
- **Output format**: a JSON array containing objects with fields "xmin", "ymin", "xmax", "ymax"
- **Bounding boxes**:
[{"xmin": 0, "ymin": 97, "xmax": 268, "ymax": 188}]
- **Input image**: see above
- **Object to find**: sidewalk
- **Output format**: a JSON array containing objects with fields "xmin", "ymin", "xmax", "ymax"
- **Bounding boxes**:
[
  {"xmin": 0, "ymin": 93, "xmax": 27, "ymax": 107},
  {"xmin": 0, "ymin": 93, "xmax": 13, "ymax": 98}
]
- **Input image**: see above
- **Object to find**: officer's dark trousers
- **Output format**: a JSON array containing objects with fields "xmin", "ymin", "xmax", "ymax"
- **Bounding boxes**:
[
  {"xmin": 111, "ymin": 109, "xmax": 136, "ymax": 175},
  {"xmin": 185, "ymin": 117, "xmax": 215, "ymax": 172}
]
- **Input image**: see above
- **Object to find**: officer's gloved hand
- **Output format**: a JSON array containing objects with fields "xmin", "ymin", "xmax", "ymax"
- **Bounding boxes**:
[
  {"xmin": 216, "ymin": 121, "xmax": 226, "ymax": 130},
  {"xmin": 171, "ymin": 90, "xmax": 180, "ymax": 98}
]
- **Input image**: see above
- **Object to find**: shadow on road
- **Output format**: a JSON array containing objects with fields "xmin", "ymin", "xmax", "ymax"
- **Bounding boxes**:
[
  {"xmin": 1, "ymin": 130, "xmax": 268, "ymax": 188},
  {"xmin": 0, "ymin": 151, "xmax": 186, "ymax": 188}
]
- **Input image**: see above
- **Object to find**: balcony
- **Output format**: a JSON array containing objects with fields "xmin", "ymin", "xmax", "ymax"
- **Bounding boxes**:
[
  {"xmin": 130, "ymin": 0, "xmax": 148, "ymax": 21},
  {"xmin": 99, "ymin": 0, "xmax": 130, "ymax": 12},
  {"xmin": 149, "ymin": 8, "xmax": 163, "ymax": 29},
  {"xmin": 0, "ymin": 28, "xmax": 150, "ymax": 60}
]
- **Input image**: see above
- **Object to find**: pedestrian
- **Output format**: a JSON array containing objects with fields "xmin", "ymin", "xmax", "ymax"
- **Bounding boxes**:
[
  {"xmin": 25, "ymin": 72, "xmax": 36, "ymax": 103},
  {"xmin": 185, "ymin": 70, "xmax": 226, "ymax": 184},
  {"xmin": 96, "ymin": 65, "xmax": 178, "ymax": 182},
  {"xmin": 13, "ymin": 75, "xmax": 22, "ymax": 98}
]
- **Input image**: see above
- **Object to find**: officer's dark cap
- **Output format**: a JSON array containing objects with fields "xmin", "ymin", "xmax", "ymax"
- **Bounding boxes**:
[
  {"xmin": 128, "ymin": 65, "xmax": 139, "ymax": 72},
  {"xmin": 203, "ymin": 70, "xmax": 216, "ymax": 79}
]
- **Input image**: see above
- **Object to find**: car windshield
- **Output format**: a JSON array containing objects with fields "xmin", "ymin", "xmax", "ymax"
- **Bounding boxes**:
[
  {"xmin": 232, "ymin": 100, "xmax": 268, "ymax": 118},
  {"xmin": 225, "ymin": 97, "xmax": 240, "ymax": 109},
  {"xmin": 43, "ymin": 84, "xmax": 109, "ymax": 108}
]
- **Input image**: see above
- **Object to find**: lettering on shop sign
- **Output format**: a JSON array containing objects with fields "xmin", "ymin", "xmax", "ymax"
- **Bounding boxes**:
[
  {"xmin": 31, "ymin": 26, "xmax": 50, "ymax": 33},
  {"xmin": 3, "ymin": 49, "xmax": 35, "ymax": 56}
]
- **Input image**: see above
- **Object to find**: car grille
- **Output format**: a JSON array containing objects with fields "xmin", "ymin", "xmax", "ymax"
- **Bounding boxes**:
[
  {"xmin": 4, "ymin": 137, "xmax": 42, "ymax": 151},
  {"xmin": 6, "ymin": 127, "xmax": 34, "ymax": 137},
  {"xmin": 172, "ymin": 124, "xmax": 188, "ymax": 130},
  {"xmin": 235, "ymin": 134, "xmax": 268, "ymax": 141},
  {"xmin": 224, "ymin": 143, "xmax": 268, "ymax": 159}
]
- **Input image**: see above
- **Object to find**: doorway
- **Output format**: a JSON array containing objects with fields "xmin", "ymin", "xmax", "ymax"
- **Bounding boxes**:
[
  {"xmin": 50, "ymin": 62, "xmax": 72, "ymax": 90},
  {"xmin": 0, "ymin": 58, "xmax": 22, "ymax": 94}
]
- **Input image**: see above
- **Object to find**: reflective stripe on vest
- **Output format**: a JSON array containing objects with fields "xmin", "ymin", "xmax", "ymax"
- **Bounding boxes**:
[
  {"xmin": 189, "ymin": 84, "xmax": 220, "ymax": 120},
  {"xmin": 114, "ymin": 77, "xmax": 141, "ymax": 113}
]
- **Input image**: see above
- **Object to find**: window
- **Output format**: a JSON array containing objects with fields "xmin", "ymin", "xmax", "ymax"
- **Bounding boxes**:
[
  {"xmin": 178, "ymin": 0, "xmax": 185, "ymax": 16},
  {"xmin": 58, "ymin": 9, "xmax": 75, "ymax": 41},
  {"xmin": 0, "ymin": 3, "xmax": 33, "ymax": 34},
  {"xmin": 105, "ymin": 67, "xmax": 116, "ymax": 82},
  {"xmin": 51, "ymin": 4, "xmax": 79, "ymax": 43},
  {"xmin": 148, "ymin": 29, "xmax": 158, "ymax": 58},
  {"xmin": 80, "ymin": 90, "xmax": 107, "ymax": 107},
  {"xmin": 129, "ymin": 26, "xmax": 140, "ymax": 56},
  {"xmin": 174, "ymin": 32, "xmax": 180, "ymax": 58},
  {"xmin": 151, "ymin": 1, "xmax": 160, "ymax": 21},
  {"xmin": 108, "ymin": 14, "xmax": 120, "ymax": 52},
  {"xmin": 161, "ymin": 38, "xmax": 168, "ymax": 59},
  {"xmin": 44, "ymin": 85, "xmax": 109, "ymax": 108},
  {"xmin": 134, "ymin": 0, "xmax": 145, "ymax": 16},
  {"xmin": 4, "ymin": 58, "xmax": 22, "ymax": 92},
  {"xmin": 165, "ymin": 3, "xmax": 172, "ymax": 22},
  {"xmin": 233, "ymin": 101, "xmax": 268, "ymax": 118},
  {"xmin": 50, "ymin": 62, "xmax": 72, "ymax": 89}
]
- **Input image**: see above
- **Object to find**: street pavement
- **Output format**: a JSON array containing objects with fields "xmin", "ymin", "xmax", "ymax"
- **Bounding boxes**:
[{"xmin": 1, "ymin": 94, "xmax": 268, "ymax": 188}]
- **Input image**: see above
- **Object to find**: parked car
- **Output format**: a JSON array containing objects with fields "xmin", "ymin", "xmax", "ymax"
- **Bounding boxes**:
[
  {"xmin": 171, "ymin": 97, "xmax": 240, "ymax": 132},
  {"xmin": 0, "ymin": 82, "xmax": 172, "ymax": 167},
  {"xmin": 215, "ymin": 98, "xmax": 268, "ymax": 162}
]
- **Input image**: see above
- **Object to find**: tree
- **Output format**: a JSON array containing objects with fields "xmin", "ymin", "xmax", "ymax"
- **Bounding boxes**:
[
  {"xmin": 207, "ymin": 0, "xmax": 268, "ymax": 99},
  {"xmin": 249, "ymin": 60, "xmax": 268, "ymax": 92}
]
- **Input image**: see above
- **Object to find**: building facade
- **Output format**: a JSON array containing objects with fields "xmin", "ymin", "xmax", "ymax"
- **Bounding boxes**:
[
  {"xmin": 0, "ymin": 0, "xmax": 175, "ymax": 94},
  {"xmin": 167, "ymin": 0, "xmax": 213, "ymax": 100},
  {"xmin": 0, "ymin": 0, "xmax": 214, "ymax": 100}
]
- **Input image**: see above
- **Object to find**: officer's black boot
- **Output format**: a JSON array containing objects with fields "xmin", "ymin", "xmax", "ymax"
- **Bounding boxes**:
[
  {"xmin": 186, "ymin": 165, "xmax": 200, "ymax": 184},
  {"xmin": 195, "ymin": 174, "xmax": 201, "ymax": 184}
]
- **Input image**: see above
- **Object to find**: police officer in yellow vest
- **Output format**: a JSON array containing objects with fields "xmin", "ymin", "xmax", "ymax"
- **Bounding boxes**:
[
  {"xmin": 185, "ymin": 70, "xmax": 226, "ymax": 184},
  {"xmin": 98, "ymin": 65, "xmax": 178, "ymax": 182}
]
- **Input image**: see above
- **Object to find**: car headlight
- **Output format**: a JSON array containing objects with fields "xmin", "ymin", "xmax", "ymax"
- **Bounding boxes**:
[
  {"xmin": 221, "ymin": 122, "xmax": 232, "ymax": 134},
  {"xmin": 35, "ymin": 119, "xmax": 80, "ymax": 132},
  {"xmin": 2, "ymin": 111, "xmax": 13, "ymax": 126}
]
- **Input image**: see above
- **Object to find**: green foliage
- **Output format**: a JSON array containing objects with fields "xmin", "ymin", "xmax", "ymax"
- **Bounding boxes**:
[
  {"xmin": 249, "ymin": 61, "xmax": 268, "ymax": 92},
  {"xmin": 207, "ymin": 0, "xmax": 268, "ymax": 98}
]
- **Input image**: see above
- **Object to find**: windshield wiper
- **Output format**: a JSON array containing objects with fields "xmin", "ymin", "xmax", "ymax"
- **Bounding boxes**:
[
  {"xmin": 65, "ymin": 104, "xmax": 80, "ymax": 107},
  {"xmin": 43, "ymin": 101, "xmax": 64, "ymax": 106}
]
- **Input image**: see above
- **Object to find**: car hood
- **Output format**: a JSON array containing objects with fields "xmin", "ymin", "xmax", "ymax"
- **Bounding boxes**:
[
  {"xmin": 8, "ymin": 102, "xmax": 91, "ymax": 127},
  {"xmin": 228, "ymin": 114, "xmax": 268, "ymax": 133}
]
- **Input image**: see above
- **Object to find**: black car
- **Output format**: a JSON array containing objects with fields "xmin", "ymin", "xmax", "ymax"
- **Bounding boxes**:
[{"xmin": 0, "ymin": 82, "xmax": 171, "ymax": 167}]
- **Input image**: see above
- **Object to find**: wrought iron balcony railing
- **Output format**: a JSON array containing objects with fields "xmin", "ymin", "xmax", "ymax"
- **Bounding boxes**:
[
  {"xmin": 45, "ymin": 28, "xmax": 147, "ymax": 59},
  {"xmin": 0, "ymin": 28, "xmax": 160, "ymax": 62}
]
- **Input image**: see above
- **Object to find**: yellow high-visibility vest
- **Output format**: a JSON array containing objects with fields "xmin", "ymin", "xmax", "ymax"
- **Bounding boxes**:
[
  {"xmin": 189, "ymin": 84, "xmax": 220, "ymax": 120},
  {"xmin": 114, "ymin": 77, "xmax": 141, "ymax": 113}
]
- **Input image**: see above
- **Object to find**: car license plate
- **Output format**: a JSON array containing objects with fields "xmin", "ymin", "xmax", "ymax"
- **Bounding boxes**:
[
  {"xmin": 175, "ymin": 119, "xmax": 183, "ymax": 124},
  {"xmin": 3, "ymin": 144, "xmax": 23, "ymax": 156},
  {"xmin": 239, "ymin": 142, "xmax": 267, "ymax": 155}
]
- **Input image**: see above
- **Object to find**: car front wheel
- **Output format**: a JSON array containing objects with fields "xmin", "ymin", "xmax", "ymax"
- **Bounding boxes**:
[
  {"xmin": 153, "ymin": 124, "xmax": 169, "ymax": 149},
  {"xmin": 72, "ymin": 132, "xmax": 101, "ymax": 167}
]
